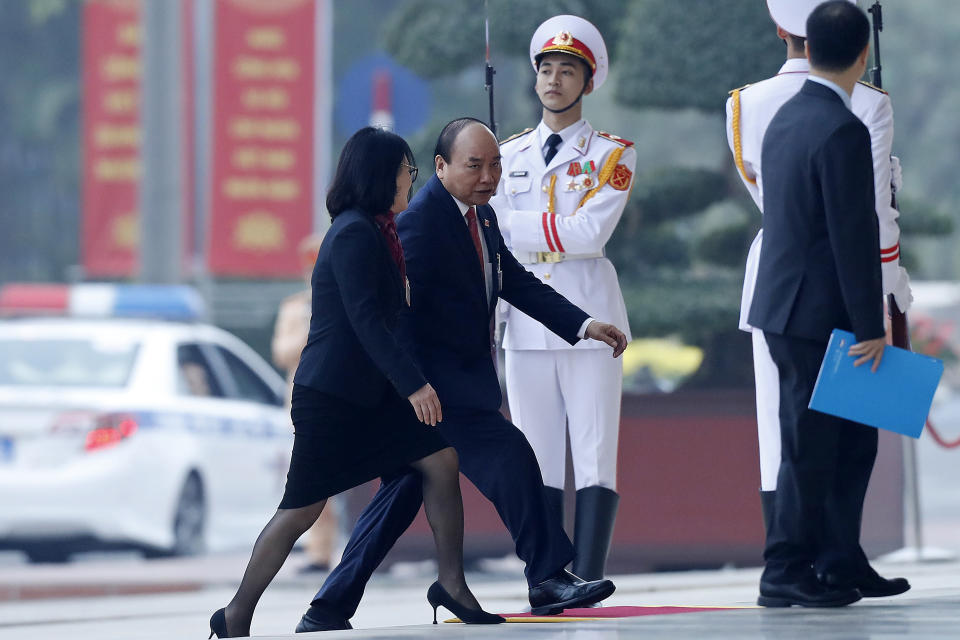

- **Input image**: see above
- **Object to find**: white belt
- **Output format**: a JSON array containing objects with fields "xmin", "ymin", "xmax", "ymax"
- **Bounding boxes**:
[{"xmin": 518, "ymin": 251, "xmax": 605, "ymax": 264}]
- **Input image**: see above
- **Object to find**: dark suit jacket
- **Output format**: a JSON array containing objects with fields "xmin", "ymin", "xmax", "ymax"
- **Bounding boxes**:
[
  {"xmin": 749, "ymin": 80, "xmax": 884, "ymax": 343},
  {"xmin": 397, "ymin": 175, "xmax": 589, "ymax": 412},
  {"xmin": 293, "ymin": 209, "xmax": 426, "ymax": 408}
]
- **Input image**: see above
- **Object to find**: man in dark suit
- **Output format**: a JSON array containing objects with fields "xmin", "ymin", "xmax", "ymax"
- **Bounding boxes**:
[
  {"xmin": 296, "ymin": 118, "xmax": 627, "ymax": 632},
  {"xmin": 748, "ymin": 0, "xmax": 889, "ymax": 608}
]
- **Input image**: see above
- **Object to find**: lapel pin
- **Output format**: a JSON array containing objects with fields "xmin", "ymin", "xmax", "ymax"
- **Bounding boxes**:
[{"xmin": 483, "ymin": 219, "xmax": 490, "ymax": 227}]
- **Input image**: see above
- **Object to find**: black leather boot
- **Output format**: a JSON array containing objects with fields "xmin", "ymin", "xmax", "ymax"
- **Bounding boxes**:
[
  {"xmin": 571, "ymin": 486, "xmax": 619, "ymax": 581},
  {"xmin": 543, "ymin": 486, "xmax": 565, "ymax": 532},
  {"xmin": 760, "ymin": 490, "xmax": 776, "ymax": 535}
]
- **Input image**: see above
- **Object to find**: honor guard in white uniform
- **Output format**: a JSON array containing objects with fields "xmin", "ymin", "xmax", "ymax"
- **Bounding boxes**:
[
  {"xmin": 489, "ymin": 14, "xmax": 634, "ymax": 581},
  {"xmin": 726, "ymin": 0, "xmax": 910, "ymax": 597}
]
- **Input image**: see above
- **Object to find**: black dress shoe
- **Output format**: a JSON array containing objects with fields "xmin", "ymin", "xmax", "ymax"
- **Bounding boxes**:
[
  {"xmin": 819, "ymin": 566, "xmax": 911, "ymax": 598},
  {"xmin": 758, "ymin": 574, "xmax": 861, "ymax": 608},
  {"xmin": 295, "ymin": 603, "xmax": 352, "ymax": 633},
  {"xmin": 528, "ymin": 570, "xmax": 616, "ymax": 615}
]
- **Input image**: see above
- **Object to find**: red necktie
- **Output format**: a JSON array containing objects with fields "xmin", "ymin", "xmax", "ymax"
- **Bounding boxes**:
[{"xmin": 465, "ymin": 206, "xmax": 484, "ymax": 272}]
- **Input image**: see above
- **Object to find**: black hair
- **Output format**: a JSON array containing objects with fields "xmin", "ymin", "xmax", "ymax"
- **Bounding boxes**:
[
  {"xmin": 806, "ymin": 0, "xmax": 870, "ymax": 72},
  {"xmin": 786, "ymin": 34, "xmax": 805, "ymax": 51},
  {"xmin": 434, "ymin": 117, "xmax": 489, "ymax": 163},
  {"xmin": 326, "ymin": 127, "xmax": 414, "ymax": 218}
]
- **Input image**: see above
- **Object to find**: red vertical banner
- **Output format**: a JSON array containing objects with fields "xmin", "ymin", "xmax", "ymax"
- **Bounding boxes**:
[
  {"xmin": 208, "ymin": 0, "xmax": 316, "ymax": 276},
  {"xmin": 82, "ymin": 0, "xmax": 141, "ymax": 277}
]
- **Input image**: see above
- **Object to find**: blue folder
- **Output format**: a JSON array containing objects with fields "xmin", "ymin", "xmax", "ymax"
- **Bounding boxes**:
[{"xmin": 809, "ymin": 329, "xmax": 943, "ymax": 438}]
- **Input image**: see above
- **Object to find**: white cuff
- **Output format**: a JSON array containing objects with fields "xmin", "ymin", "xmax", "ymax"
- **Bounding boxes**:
[{"xmin": 577, "ymin": 317, "xmax": 595, "ymax": 339}]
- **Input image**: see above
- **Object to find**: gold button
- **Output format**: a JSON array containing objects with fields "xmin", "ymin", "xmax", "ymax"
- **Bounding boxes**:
[
  {"xmin": 542, "ymin": 185, "xmax": 549, "ymax": 192},
  {"xmin": 543, "ymin": 273, "xmax": 551, "ymax": 280},
  {"xmin": 511, "ymin": 188, "xmax": 517, "ymax": 194}
]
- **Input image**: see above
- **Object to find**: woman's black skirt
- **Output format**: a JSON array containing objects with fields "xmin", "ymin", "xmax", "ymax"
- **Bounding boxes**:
[{"xmin": 278, "ymin": 384, "xmax": 449, "ymax": 508}]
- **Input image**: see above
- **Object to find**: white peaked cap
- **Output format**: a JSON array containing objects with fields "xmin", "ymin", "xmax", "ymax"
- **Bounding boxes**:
[
  {"xmin": 766, "ymin": 0, "xmax": 858, "ymax": 38},
  {"xmin": 529, "ymin": 14, "xmax": 608, "ymax": 90}
]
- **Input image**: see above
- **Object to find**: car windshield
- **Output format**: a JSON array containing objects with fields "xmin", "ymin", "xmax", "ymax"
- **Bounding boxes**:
[{"xmin": 0, "ymin": 337, "xmax": 139, "ymax": 388}]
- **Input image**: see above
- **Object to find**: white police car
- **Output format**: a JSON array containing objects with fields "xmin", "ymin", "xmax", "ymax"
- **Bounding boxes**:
[{"xmin": 0, "ymin": 284, "xmax": 294, "ymax": 562}]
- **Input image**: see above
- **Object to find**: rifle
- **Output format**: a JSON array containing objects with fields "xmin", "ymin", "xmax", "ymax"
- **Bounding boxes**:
[
  {"xmin": 484, "ymin": 0, "xmax": 497, "ymax": 136},
  {"xmin": 868, "ymin": 1, "xmax": 910, "ymax": 349},
  {"xmin": 868, "ymin": 1, "xmax": 883, "ymax": 88}
]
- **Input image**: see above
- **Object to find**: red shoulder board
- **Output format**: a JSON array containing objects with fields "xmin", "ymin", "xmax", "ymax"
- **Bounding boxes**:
[{"xmin": 597, "ymin": 131, "xmax": 634, "ymax": 147}]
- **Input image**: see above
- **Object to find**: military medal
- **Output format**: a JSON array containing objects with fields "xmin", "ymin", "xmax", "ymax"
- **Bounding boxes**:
[
  {"xmin": 565, "ymin": 159, "xmax": 599, "ymax": 190},
  {"xmin": 566, "ymin": 160, "xmax": 596, "ymax": 176}
]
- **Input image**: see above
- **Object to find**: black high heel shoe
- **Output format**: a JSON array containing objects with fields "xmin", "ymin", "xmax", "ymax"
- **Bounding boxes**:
[
  {"xmin": 426, "ymin": 581, "xmax": 504, "ymax": 624},
  {"xmin": 208, "ymin": 608, "xmax": 230, "ymax": 639}
]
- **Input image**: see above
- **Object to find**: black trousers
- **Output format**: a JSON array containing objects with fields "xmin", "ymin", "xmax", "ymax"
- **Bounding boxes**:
[
  {"xmin": 762, "ymin": 332, "xmax": 878, "ymax": 584},
  {"xmin": 310, "ymin": 407, "xmax": 574, "ymax": 618}
]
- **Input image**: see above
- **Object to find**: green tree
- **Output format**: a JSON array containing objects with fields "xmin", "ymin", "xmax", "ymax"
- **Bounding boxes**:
[
  {"xmin": 383, "ymin": 0, "xmax": 624, "ymax": 78},
  {"xmin": 614, "ymin": 0, "xmax": 783, "ymax": 111}
]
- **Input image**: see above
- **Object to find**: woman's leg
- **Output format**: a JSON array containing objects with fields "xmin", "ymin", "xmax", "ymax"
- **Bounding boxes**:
[
  {"xmin": 409, "ymin": 447, "xmax": 481, "ymax": 610},
  {"xmin": 224, "ymin": 499, "xmax": 327, "ymax": 636}
]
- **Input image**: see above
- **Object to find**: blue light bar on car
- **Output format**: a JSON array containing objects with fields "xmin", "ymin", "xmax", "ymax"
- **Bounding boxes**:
[
  {"xmin": 0, "ymin": 284, "xmax": 207, "ymax": 321},
  {"xmin": 111, "ymin": 285, "xmax": 206, "ymax": 321}
]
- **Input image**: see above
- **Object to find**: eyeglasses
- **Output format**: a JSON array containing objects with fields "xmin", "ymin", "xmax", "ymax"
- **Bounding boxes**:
[{"xmin": 401, "ymin": 162, "xmax": 418, "ymax": 182}]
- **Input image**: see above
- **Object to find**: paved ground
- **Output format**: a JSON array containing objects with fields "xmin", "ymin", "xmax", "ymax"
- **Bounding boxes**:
[{"xmin": 1, "ymin": 550, "xmax": 958, "ymax": 639}]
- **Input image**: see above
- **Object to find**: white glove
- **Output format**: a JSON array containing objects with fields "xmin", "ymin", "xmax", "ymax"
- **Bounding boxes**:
[
  {"xmin": 890, "ymin": 155, "xmax": 903, "ymax": 193},
  {"xmin": 891, "ymin": 266, "xmax": 912, "ymax": 312}
]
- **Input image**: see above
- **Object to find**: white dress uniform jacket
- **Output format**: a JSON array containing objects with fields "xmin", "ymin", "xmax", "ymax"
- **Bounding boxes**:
[
  {"xmin": 726, "ymin": 57, "xmax": 904, "ymax": 333},
  {"xmin": 491, "ymin": 119, "xmax": 634, "ymax": 350}
]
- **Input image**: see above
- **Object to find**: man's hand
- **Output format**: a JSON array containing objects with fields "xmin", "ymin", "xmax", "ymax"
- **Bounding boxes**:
[
  {"xmin": 408, "ymin": 383, "xmax": 442, "ymax": 426},
  {"xmin": 585, "ymin": 321, "xmax": 628, "ymax": 358},
  {"xmin": 849, "ymin": 337, "xmax": 886, "ymax": 373}
]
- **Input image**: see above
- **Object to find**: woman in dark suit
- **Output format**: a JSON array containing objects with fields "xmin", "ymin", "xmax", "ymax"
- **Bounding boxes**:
[{"xmin": 209, "ymin": 128, "xmax": 502, "ymax": 637}]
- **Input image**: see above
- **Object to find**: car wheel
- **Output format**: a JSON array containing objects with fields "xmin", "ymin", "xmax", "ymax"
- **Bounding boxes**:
[{"xmin": 170, "ymin": 472, "xmax": 205, "ymax": 556}]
